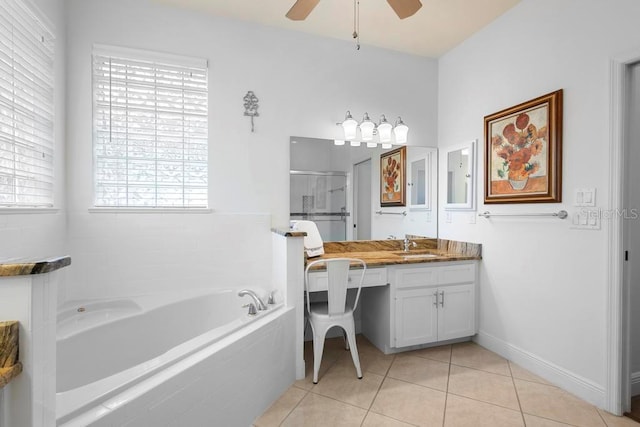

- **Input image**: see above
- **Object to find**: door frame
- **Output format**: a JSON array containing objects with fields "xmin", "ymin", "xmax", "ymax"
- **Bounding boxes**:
[
  {"xmin": 353, "ymin": 158, "xmax": 372, "ymax": 241},
  {"xmin": 607, "ymin": 49, "xmax": 640, "ymax": 415}
]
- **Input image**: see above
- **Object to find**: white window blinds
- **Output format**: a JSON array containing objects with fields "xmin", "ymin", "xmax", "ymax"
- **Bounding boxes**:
[
  {"xmin": 92, "ymin": 45, "xmax": 208, "ymax": 208},
  {"xmin": 0, "ymin": 0, "xmax": 55, "ymax": 207}
]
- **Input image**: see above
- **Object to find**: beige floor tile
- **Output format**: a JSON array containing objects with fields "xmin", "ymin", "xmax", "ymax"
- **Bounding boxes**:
[
  {"xmin": 333, "ymin": 340, "xmax": 396, "ymax": 377},
  {"xmin": 311, "ymin": 363, "xmax": 384, "ymax": 409},
  {"xmin": 508, "ymin": 362, "xmax": 552, "ymax": 386},
  {"xmin": 447, "ymin": 364, "xmax": 520, "ymax": 410},
  {"xmin": 444, "ymin": 394, "xmax": 524, "ymax": 426},
  {"xmin": 523, "ymin": 414, "xmax": 575, "ymax": 426},
  {"xmin": 253, "ymin": 386, "xmax": 307, "ymax": 427},
  {"xmin": 597, "ymin": 408, "xmax": 640, "ymax": 426},
  {"xmin": 296, "ymin": 338, "xmax": 346, "ymax": 389},
  {"xmin": 362, "ymin": 412, "xmax": 416, "ymax": 427},
  {"xmin": 281, "ymin": 392, "xmax": 367, "ymax": 427},
  {"xmin": 370, "ymin": 377, "xmax": 446, "ymax": 427},
  {"xmin": 515, "ymin": 379, "xmax": 605, "ymax": 427},
  {"xmin": 387, "ymin": 354, "xmax": 450, "ymax": 392},
  {"xmin": 411, "ymin": 344, "xmax": 452, "ymax": 363},
  {"xmin": 451, "ymin": 342, "xmax": 511, "ymax": 376}
]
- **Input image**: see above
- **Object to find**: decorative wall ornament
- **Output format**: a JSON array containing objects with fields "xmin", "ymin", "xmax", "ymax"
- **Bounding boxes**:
[
  {"xmin": 380, "ymin": 146, "xmax": 406, "ymax": 207},
  {"xmin": 243, "ymin": 91, "xmax": 259, "ymax": 132}
]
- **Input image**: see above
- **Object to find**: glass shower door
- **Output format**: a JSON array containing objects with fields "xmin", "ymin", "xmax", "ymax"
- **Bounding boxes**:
[{"xmin": 290, "ymin": 171, "xmax": 349, "ymax": 241}]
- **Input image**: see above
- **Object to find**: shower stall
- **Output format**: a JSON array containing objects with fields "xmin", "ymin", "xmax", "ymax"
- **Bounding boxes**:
[{"xmin": 290, "ymin": 171, "xmax": 350, "ymax": 242}]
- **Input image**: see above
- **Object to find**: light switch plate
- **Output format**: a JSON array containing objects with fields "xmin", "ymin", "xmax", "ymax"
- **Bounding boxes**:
[
  {"xmin": 575, "ymin": 188, "xmax": 596, "ymax": 207},
  {"xmin": 468, "ymin": 212, "xmax": 476, "ymax": 224},
  {"xmin": 446, "ymin": 211, "xmax": 453, "ymax": 223},
  {"xmin": 571, "ymin": 208, "xmax": 601, "ymax": 230}
]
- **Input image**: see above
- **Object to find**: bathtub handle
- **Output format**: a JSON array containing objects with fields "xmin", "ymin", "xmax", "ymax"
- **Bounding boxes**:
[
  {"xmin": 243, "ymin": 303, "xmax": 258, "ymax": 316},
  {"xmin": 268, "ymin": 291, "xmax": 276, "ymax": 305}
]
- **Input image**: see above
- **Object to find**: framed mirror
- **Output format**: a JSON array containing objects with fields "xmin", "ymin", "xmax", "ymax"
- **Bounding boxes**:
[
  {"xmin": 290, "ymin": 137, "xmax": 438, "ymax": 241},
  {"xmin": 444, "ymin": 140, "xmax": 476, "ymax": 211}
]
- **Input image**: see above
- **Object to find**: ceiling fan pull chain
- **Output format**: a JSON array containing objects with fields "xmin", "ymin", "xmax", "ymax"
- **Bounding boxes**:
[{"xmin": 353, "ymin": 0, "xmax": 360, "ymax": 50}]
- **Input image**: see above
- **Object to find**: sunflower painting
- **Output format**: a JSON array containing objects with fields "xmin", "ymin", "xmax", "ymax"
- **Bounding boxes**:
[
  {"xmin": 484, "ymin": 90, "xmax": 563, "ymax": 204},
  {"xmin": 380, "ymin": 146, "xmax": 406, "ymax": 207}
]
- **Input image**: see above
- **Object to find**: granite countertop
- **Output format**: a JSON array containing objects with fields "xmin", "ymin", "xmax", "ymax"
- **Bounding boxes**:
[
  {"xmin": 0, "ymin": 321, "xmax": 21, "ymax": 388},
  {"xmin": 0, "ymin": 255, "xmax": 71, "ymax": 277},
  {"xmin": 306, "ymin": 238, "xmax": 481, "ymax": 270}
]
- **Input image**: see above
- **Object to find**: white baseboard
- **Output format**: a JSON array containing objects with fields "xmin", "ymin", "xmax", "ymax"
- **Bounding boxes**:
[
  {"xmin": 631, "ymin": 372, "xmax": 640, "ymax": 397},
  {"xmin": 474, "ymin": 331, "xmax": 606, "ymax": 408}
]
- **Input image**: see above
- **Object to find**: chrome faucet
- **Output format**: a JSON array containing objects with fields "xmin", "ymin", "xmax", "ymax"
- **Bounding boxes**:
[
  {"xmin": 238, "ymin": 289, "xmax": 268, "ymax": 311},
  {"xmin": 403, "ymin": 237, "xmax": 417, "ymax": 252}
]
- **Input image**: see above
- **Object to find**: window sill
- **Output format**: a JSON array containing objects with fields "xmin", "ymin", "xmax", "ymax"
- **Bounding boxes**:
[
  {"xmin": 0, "ymin": 208, "xmax": 60, "ymax": 215},
  {"xmin": 88, "ymin": 207, "xmax": 213, "ymax": 214}
]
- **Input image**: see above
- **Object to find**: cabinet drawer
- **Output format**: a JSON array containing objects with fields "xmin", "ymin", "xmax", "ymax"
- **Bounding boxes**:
[
  {"xmin": 394, "ymin": 267, "xmax": 438, "ymax": 289},
  {"xmin": 307, "ymin": 267, "xmax": 387, "ymax": 293},
  {"xmin": 438, "ymin": 263, "xmax": 476, "ymax": 285}
]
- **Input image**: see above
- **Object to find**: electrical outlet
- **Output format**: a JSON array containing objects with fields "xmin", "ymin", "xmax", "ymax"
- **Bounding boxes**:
[
  {"xmin": 468, "ymin": 212, "xmax": 476, "ymax": 224},
  {"xmin": 446, "ymin": 211, "xmax": 453, "ymax": 223}
]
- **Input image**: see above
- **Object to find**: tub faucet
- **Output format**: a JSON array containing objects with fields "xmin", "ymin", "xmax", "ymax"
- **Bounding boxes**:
[
  {"xmin": 238, "ymin": 289, "xmax": 267, "ymax": 311},
  {"xmin": 403, "ymin": 237, "xmax": 417, "ymax": 252}
]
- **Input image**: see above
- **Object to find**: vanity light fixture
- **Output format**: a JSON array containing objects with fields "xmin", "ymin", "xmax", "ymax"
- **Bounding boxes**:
[
  {"xmin": 334, "ymin": 139, "xmax": 346, "ymax": 146},
  {"xmin": 394, "ymin": 117, "xmax": 409, "ymax": 144},
  {"xmin": 377, "ymin": 115, "xmax": 393, "ymax": 143},
  {"xmin": 341, "ymin": 111, "xmax": 358, "ymax": 140},
  {"xmin": 359, "ymin": 112, "xmax": 375, "ymax": 141},
  {"xmin": 337, "ymin": 111, "xmax": 410, "ymax": 145}
]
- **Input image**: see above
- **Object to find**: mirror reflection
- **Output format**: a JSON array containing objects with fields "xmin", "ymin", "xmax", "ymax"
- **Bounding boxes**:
[
  {"xmin": 290, "ymin": 137, "xmax": 438, "ymax": 241},
  {"xmin": 447, "ymin": 148, "xmax": 470, "ymax": 204},
  {"xmin": 444, "ymin": 140, "xmax": 476, "ymax": 211}
]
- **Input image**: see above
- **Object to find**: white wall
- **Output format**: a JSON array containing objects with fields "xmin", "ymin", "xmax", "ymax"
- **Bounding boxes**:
[
  {"xmin": 63, "ymin": 0, "xmax": 438, "ymax": 301},
  {"xmin": 438, "ymin": 0, "xmax": 640, "ymax": 406},
  {"xmin": 0, "ymin": 0, "xmax": 66, "ymax": 261}
]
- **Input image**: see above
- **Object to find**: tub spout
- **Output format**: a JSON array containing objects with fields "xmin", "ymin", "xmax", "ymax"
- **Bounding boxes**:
[{"xmin": 238, "ymin": 289, "xmax": 267, "ymax": 311}]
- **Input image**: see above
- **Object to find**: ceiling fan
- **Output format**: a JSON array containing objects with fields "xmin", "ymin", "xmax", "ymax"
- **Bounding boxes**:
[{"xmin": 285, "ymin": 0, "xmax": 423, "ymax": 21}]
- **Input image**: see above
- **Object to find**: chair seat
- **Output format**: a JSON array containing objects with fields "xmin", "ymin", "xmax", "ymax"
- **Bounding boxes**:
[{"xmin": 308, "ymin": 302, "xmax": 354, "ymax": 317}]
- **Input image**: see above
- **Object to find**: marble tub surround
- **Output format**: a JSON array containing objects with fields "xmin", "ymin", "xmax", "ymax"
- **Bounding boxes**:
[
  {"xmin": 307, "ymin": 238, "xmax": 481, "ymax": 269},
  {"xmin": 0, "ymin": 255, "xmax": 71, "ymax": 277},
  {"xmin": 0, "ymin": 320, "xmax": 22, "ymax": 388},
  {"xmin": 271, "ymin": 227, "xmax": 307, "ymax": 238}
]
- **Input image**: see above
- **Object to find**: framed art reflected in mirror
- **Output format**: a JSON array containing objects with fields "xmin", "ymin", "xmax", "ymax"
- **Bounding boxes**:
[{"xmin": 380, "ymin": 146, "xmax": 406, "ymax": 207}]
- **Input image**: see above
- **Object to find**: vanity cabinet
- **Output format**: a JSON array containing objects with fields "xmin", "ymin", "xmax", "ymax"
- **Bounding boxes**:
[{"xmin": 391, "ymin": 262, "xmax": 476, "ymax": 348}]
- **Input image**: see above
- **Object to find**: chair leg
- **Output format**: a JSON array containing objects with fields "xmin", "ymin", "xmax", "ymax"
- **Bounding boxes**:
[
  {"xmin": 342, "ymin": 329, "xmax": 350, "ymax": 351},
  {"xmin": 344, "ymin": 325, "xmax": 362, "ymax": 379},
  {"xmin": 312, "ymin": 327, "xmax": 326, "ymax": 384}
]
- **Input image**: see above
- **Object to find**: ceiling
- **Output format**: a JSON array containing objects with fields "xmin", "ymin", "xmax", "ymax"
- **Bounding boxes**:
[{"xmin": 153, "ymin": 0, "xmax": 521, "ymax": 57}]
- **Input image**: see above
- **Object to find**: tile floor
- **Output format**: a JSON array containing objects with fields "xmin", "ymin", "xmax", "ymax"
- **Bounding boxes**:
[{"xmin": 254, "ymin": 335, "xmax": 640, "ymax": 427}]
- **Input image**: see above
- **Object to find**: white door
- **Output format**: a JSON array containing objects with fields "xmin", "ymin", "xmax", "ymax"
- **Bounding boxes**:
[
  {"xmin": 354, "ymin": 159, "xmax": 372, "ymax": 240},
  {"xmin": 394, "ymin": 288, "xmax": 438, "ymax": 347},
  {"xmin": 437, "ymin": 284, "xmax": 476, "ymax": 341}
]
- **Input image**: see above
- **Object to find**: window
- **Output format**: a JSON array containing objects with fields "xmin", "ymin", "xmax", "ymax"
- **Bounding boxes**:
[
  {"xmin": 92, "ymin": 45, "xmax": 208, "ymax": 208},
  {"xmin": 0, "ymin": 0, "xmax": 55, "ymax": 207}
]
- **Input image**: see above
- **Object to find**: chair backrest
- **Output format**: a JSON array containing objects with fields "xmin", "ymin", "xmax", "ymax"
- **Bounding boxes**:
[{"xmin": 305, "ymin": 258, "xmax": 367, "ymax": 316}]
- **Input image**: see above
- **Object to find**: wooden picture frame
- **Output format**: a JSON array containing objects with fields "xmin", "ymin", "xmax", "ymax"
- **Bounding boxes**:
[
  {"xmin": 380, "ymin": 146, "xmax": 406, "ymax": 207},
  {"xmin": 484, "ymin": 89, "xmax": 563, "ymax": 204}
]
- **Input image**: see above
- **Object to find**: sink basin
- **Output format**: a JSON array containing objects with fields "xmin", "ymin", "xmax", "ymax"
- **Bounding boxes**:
[
  {"xmin": 399, "ymin": 253, "xmax": 439, "ymax": 259},
  {"xmin": 392, "ymin": 251, "xmax": 440, "ymax": 259}
]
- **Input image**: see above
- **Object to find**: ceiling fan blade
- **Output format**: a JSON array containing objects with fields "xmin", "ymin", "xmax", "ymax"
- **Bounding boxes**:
[
  {"xmin": 285, "ymin": 0, "xmax": 321, "ymax": 21},
  {"xmin": 387, "ymin": 0, "xmax": 422, "ymax": 19}
]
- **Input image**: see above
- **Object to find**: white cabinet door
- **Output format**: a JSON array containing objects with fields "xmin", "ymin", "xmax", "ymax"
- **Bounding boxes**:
[
  {"xmin": 437, "ymin": 284, "xmax": 475, "ymax": 341},
  {"xmin": 394, "ymin": 288, "xmax": 438, "ymax": 347}
]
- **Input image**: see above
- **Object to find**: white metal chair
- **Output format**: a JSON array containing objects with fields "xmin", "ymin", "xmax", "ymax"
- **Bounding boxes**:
[{"xmin": 304, "ymin": 257, "xmax": 367, "ymax": 384}]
